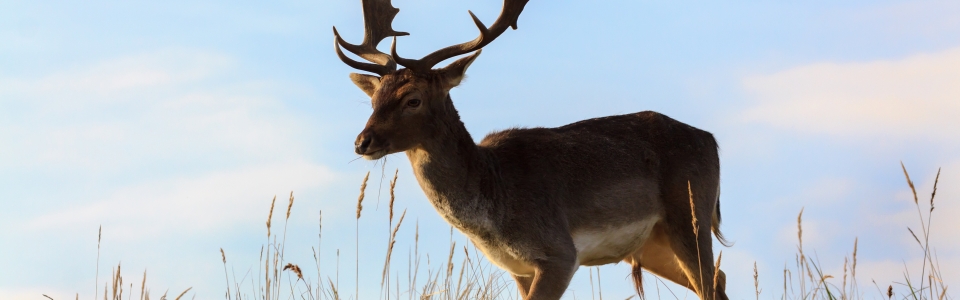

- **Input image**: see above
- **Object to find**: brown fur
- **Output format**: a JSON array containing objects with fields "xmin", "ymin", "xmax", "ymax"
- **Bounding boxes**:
[{"xmin": 347, "ymin": 51, "xmax": 729, "ymax": 300}]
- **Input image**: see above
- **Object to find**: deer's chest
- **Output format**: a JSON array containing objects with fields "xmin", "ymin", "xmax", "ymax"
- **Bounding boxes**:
[
  {"xmin": 471, "ymin": 238, "xmax": 538, "ymax": 276},
  {"xmin": 428, "ymin": 194, "xmax": 495, "ymax": 236},
  {"xmin": 427, "ymin": 194, "xmax": 538, "ymax": 275}
]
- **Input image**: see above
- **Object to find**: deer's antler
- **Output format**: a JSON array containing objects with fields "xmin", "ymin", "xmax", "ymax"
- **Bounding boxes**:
[
  {"xmin": 391, "ymin": 0, "xmax": 529, "ymax": 72},
  {"xmin": 333, "ymin": 0, "xmax": 409, "ymax": 76}
]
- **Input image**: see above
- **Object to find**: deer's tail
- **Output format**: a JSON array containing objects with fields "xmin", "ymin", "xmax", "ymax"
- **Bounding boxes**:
[{"xmin": 713, "ymin": 186, "xmax": 732, "ymax": 247}]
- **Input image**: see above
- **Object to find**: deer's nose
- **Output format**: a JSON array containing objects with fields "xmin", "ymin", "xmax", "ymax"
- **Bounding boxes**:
[{"xmin": 355, "ymin": 134, "xmax": 372, "ymax": 155}]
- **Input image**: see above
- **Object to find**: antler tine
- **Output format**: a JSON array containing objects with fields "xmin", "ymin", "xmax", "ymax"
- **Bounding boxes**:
[
  {"xmin": 393, "ymin": 0, "xmax": 529, "ymax": 72},
  {"xmin": 334, "ymin": 28, "xmax": 393, "ymax": 76},
  {"xmin": 334, "ymin": 0, "xmax": 409, "ymax": 76}
]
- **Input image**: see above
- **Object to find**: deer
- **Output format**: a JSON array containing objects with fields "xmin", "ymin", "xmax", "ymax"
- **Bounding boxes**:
[{"xmin": 333, "ymin": 0, "xmax": 730, "ymax": 299}]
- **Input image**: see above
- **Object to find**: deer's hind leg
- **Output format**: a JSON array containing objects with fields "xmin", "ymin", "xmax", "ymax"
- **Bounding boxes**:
[
  {"xmin": 625, "ymin": 222, "xmax": 728, "ymax": 299},
  {"xmin": 623, "ymin": 223, "xmax": 694, "ymax": 297},
  {"xmin": 658, "ymin": 177, "xmax": 728, "ymax": 300}
]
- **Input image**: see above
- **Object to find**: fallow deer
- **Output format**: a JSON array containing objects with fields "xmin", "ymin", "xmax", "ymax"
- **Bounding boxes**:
[{"xmin": 333, "ymin": 1, "xmax": 730, "ymax": 299}]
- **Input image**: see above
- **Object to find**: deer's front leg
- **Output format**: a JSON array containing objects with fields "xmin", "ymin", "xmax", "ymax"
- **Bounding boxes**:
[{"xmin": 523, "ymin": 246, "xmax": 578, "ymax": 300}]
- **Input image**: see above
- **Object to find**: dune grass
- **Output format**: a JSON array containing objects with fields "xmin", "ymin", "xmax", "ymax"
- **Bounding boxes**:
[
  {"xmin": 769, "ymin": 164, "xmax": 948, "ymax": 300},
  {"xmin": 212, "ymin": 165, "xmax": 949, "ymax": 300},
  {"xmin": 221, "ymin": 169, "xmax": 514, "ymax": 300},
  {"xmin": 65, "ymin": 164, "xmax": 950, "ymax": 300}
]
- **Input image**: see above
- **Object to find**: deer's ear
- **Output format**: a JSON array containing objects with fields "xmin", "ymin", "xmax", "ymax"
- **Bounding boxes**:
[
  {"xmin": 350, "ymin": 73, "xmax": 381, "ymax": 97},
  {"xmin": 439, "ymin": 50, "xmax": 481, "ymax": 90}
]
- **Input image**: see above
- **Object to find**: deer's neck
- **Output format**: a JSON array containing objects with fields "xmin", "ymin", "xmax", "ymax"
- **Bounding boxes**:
[{"xmin": 404, "ymin": 101, "xmax": 501, "ymax": 234}]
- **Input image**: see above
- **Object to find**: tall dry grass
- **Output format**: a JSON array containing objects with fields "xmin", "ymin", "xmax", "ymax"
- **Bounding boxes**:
[
  {"xmin": 217, "ymin": 169, "xmax": 513, "ymax": 300},
  {"xmin": 71, "ymin": 240, "xmax": 194, "ymax": 300},
  {"xmin": 767, "ymin": 164, "xmax": 950, "ymax": 300},
  {"xmin": 216, "ymin": 166, "xmax": 950, "ymax": 300},
  {"xmin": 58, "ymin": 164, "xmax": 950, "ymax": 300},
  {"xmin": 59, "ymin": 225, "xmax": 194, "ymax": 300}
]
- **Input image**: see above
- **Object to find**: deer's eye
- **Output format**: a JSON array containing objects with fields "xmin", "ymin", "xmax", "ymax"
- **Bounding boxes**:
[{"xmin": 406, "ymin": 99, "xmax": 421, "ymax": 107}]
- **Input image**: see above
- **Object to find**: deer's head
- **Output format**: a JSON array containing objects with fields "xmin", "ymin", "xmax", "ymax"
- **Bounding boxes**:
[{"xmin": 334, "ymin": 0, "xmax": 528, "ymax": 160}]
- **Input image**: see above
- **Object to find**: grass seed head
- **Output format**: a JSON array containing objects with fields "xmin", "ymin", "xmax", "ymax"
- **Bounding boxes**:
[
  {"xmin": 754, "ymin": 261, "xmax": 760, "ymax": 300},
  {"xmin": 713, "ymin": 250, "xmax": 723, "ymax": 298},
  {"xmin": 389, "ymin": 169, "xmax": 398, "ymax": 222},
  {"xmin": 283, "ymin": 263, "xmax": 304, "ymax": 280},
  {"xmin": 842, "ymin": 257, "xmax": 848, "ymax": 296},
  {"xmin": 267, "ymin": 195, "xmax": 276, "ymax": 238},
  {"xmin": 688, "ymin": 181, "xmax": 699, "ymax": 235},
  {"xmin": 797, "ymin": 208, "xmax": 804, "ymax": 250},
  {"xmin": 852, "ymin": 237, "xmax": 858, "ymax": 278},
  {"xmin": 357, "ymin": 171, "xmax": 370, "ymax": 219},
  {"xmin": 931, "ymin": 168, "xmax": 940, "ymax": 211},
  {"xmin": 286, "ymin": 191, "xmax": 294, "ymax": 220},
  {"xmin": 141, "ymin": 269, "xmax": 146, "ymax": 300},
  {"xmin": 901, "ymin": 161, "xmax": 919, "ymax": 205},
  {"xmin": 174, "ymin": 287, "xmax": 192, "ymax": 300}
]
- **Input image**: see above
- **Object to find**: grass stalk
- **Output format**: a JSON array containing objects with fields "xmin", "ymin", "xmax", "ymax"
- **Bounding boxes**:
[
  {"xmin": 688, "ymin": 181, "xmax": 704, "ymax": 297},
  {"xmin": 95, "ymin": 225, "xmax": 101, "ymax": 300},
  {"xmin": 357, "ymin": 171, "xmax": 370, "ymax": 300},
  {"xmin": 221, "ymin": 248, "xmax": 229, "ymax": 300}
]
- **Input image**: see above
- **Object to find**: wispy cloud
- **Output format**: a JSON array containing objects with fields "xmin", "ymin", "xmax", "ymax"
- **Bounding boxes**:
[
  {"xmin": 28, "ymin": 162, "xmax": 334, "ymax": 237},
  {"xmin": 0, "ymin": 48, "xmax": 231, "ymax": 98},
  {"xmin": 0, "ymin": 48, "xmax": 310, "ymax": 172},
  {"xmin": 1, "ymin": 48, "xmax": 335, "ymax": 236},
  {"xmin": 737, "ymin": 47, "xmax": 960, "ymax": 292},
  {"xmin": 850, "ymin": 1, "xmax": 960, "ymax": 37},
  {"xmin": 741, "ymin": 46, "xmax": 960, "ymax": 140}
]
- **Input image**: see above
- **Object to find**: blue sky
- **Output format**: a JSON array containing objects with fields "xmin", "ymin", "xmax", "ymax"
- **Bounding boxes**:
[{"xmin": 2, "ymin": 0, "xmax": 959, "ymax": 299}]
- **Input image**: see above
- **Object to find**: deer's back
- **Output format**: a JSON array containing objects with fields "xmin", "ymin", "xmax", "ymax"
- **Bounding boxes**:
[{"xmin": 478, "ymin": 110, "xmax": 719, "ymax": 230}]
